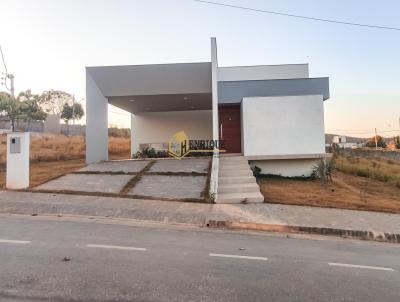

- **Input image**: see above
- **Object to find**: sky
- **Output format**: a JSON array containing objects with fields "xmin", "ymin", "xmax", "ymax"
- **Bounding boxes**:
[{"xmin": 0, "ymin": 0, "xmax": 399, "ymax": 137}]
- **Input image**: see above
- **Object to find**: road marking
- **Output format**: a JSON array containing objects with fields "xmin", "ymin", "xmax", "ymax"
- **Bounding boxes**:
[
  {"xmin": 328, "ymin": 262, "xmax": 395, "ymax": 272},
  {"xmin": 0, "ymin": 239, "xmax": 31, "ymax": 244},
  {"xmin": 209, "ymin": 253, "xmax": 268, "ymax": 261},
  {"xmin": 86, "ymin": 244, "xmax": 147, "ymax": 251}
]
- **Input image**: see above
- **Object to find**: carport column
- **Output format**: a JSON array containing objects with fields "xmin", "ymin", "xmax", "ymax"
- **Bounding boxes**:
[
  {"xmin": 209, "ymin": 37, "xmax": 220, "ymax": 202},
  {"xmin": 211, "ymin": 37, "xmax": 219, "ymax": 142},
  {"xmin": 130, "ymin": 113, "xmax": 139, "ymax": 156},
  {"xmin": 86, "ymin": 69, "xmax": 109, "ymax": 163}
]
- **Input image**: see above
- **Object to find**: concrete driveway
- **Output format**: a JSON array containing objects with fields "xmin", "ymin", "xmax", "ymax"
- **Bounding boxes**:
[{"xmin": 33, "ymin": 158, "xmax": 210, "ymax": 201}]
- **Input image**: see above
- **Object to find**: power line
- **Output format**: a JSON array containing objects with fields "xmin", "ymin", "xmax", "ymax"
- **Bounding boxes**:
[
  {"xmin": 0, "ymin": 45, "xmax": 9, "ymax": 75},
  {"xmin": 194, "ymin": 0, "xmax": 400, "ymax": 31},
  {"xmin": 0, "ymin": 45, "xmax": 10, "ymax": 91}
]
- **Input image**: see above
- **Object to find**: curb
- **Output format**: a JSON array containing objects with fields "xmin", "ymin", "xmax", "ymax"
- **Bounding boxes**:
[{"xmin": 206, "ymin": 220, "xmax": 400, "ymax": 243}]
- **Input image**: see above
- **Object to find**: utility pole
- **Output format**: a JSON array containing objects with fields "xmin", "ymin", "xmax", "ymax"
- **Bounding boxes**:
[
  {"xmin": 374, "ymin": 128, "xmax": 378, "ymax": 149},
  {"xmin": 72, "ymin": 95, "xmax": 75, "ymax": 125},
  {"xmin": 8, "ymin": 74, "xmax": 14, "ymax": 97},
  {"xmin": 0, "ymin": 45, "xmax": 14, "ymax": 98}
]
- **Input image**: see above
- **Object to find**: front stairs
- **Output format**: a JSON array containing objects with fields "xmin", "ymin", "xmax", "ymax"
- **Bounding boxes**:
[{"xmin": 217, "ymin": 155, "xmax": 264, "ymax": 204}]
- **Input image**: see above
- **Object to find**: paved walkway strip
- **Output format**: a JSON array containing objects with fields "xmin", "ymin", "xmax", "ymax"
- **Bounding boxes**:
[
  {"xmin": 328, "ymin": 262, "xmax": 395, "ymax": 272},
  {"xmin": 119, "ymin": 160, "xmax": 156, "ymax": 194},
  {"xmin": 86, "ymin": 244, "xmax": 147, "ymax": 251},
  {"xmin": 209, "ymin": 253, "xmax": 268, "ymax": 261},
  {"xmin": 0, "ymin": 239, "xmax": 31, "ymax": 244}
]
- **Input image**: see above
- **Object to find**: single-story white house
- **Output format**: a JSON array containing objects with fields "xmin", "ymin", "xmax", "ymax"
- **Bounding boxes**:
[{"xmin": 86, "ymin": 38, "xmax": 330, "ymax": 202}]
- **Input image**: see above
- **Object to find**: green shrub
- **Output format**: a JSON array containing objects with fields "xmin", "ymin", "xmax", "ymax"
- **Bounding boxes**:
[
  {"xmin": 252, "ymin": 165, "xmax": 261, "ymax": 177},
  {"xmin": 311, "ymin": 159, "xmax": 334, "ymax": 183}
]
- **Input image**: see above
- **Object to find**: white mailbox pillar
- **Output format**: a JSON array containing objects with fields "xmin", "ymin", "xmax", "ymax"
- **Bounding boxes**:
[{"xmin": 6, "ymin": 132, "xmax": 30, "ymax": 189}]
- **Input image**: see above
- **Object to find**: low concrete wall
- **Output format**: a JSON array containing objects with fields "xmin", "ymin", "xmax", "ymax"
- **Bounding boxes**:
[
  {"xmin": 340, "ymin": 148, "xmax": 400, "ymax": 161},
  {"xmin": 249, "ymin": 159, "xmax": 320, "ymax": 177},
  {"xmin": 0, "ymin": 120, "xmax": 86, "ymax": 136},
  {"xmin": 0, "ymin": 120, "xmax": 44, "ymax": 132}
]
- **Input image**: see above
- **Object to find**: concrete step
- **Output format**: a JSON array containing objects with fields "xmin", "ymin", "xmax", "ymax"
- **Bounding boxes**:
[
  {"xmin": 220, "ymin": 167, "xmax": 252, "ymax": 173},
  {"xmin": 216, "ymin": 192, "xmax": 264, "ymax": 204},
  {"xmin": 219, "ymin": 163, "xmax": 250, "ymax": 170},
  {"xmin": 218, "ymin": 176, "xmax": 257, "ymax": 185},
  {"xmin": 219, "ymin": 157, "xmax": 248, "ymax": 163},
  {"xmin": 218, "ymin": 182, "xmax": 260, "ymax": 194},
  {"xmin": 219, "ymin": 169, "xmax": 253, "ymax": 177},
  {"xmin": 219, "ymin": 153, "xmax": 243, "ymax": 157}
]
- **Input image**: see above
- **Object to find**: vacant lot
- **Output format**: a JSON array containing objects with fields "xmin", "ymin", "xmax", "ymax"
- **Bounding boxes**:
[
  {"xmin": 259, "ymin": 154, "xmax": 400, "ymax": 214},
  {"xmin": 335, "ymin": 153, "xmax": 400, "ymax": 187}
]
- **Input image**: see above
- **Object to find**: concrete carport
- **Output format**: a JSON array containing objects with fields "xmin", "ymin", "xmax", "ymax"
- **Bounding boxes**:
[{"xmin": 86, "ymin": 62, "xmax": 214, "ymax": 163}]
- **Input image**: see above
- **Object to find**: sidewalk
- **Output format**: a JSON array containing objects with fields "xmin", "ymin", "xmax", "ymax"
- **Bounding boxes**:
[{"xmin": 0, "ymin": 190, "xmax": 399, "ymax": 243}]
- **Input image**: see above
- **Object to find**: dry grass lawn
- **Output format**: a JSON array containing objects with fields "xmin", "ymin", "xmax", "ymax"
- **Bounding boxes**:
[
  {"xmin": 259, "ymin": 171, "xmax": 400, "ymax": 214},
  {"xmin": 0, "ymin": 133, "xmax": 131, "ymax": 165},
  {"xmin": 335, "ymin": 154, "xmax": 400, "ymax": 187}
]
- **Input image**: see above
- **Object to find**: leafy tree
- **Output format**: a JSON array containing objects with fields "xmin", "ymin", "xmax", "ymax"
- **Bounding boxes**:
[
  {"xmin": 60, "ymin": 103, "xmax": 84, "ymax": 135},
  {"xmin": 38, "ymin": 90, "xmax": 74, "ymax": 114},
  {"xmin": 0, "ymin": 90, "xmax": 47, "ymax": 131},
  {"xmin": 365, "ymin": 135, "xmax": 387, "ymax": 148}
]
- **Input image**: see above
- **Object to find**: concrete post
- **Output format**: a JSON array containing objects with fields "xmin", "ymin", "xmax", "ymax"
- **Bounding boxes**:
[
  {"xmin": 6, "ymin": 132, "xmax": 29, "ymax": 189},
  {"xmin": 85, "ymin": 69, "xmax": 109, "ymax": 163}
]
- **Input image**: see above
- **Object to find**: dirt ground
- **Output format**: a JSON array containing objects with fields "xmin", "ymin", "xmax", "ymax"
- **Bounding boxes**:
[
  {"xmin": 258, "ymin": 171, "xmax": 400, "ymax": 214},
  {"xmin": 0, "ymin": 133, "xmax": 131, "ymax": 188},
  {"xmin": 0, "ymin": 154, "xmax": 132, "ymax": 189},
  {"xmin": 0, "ymin": 159, "xmax": 86, "ymax": 189}
]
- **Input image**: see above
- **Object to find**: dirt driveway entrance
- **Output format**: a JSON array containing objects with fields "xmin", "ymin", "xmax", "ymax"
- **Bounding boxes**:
[{"xmin": 33, "ymin": 158, "xmax": 211, "ymax": 202}]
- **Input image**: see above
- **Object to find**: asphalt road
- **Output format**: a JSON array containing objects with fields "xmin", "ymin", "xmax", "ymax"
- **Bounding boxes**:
[{"xmin": 0, "ymin": 215, "xmax": 399, "ymax": 302}]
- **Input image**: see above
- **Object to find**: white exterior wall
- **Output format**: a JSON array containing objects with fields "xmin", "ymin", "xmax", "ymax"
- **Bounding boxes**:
[
  {"xmin": 242, "ymin": 95, "xmax": 325, "ymax": 157},
  {"xmin": 249, "ymin": 159, "xmax": 320, "ymax": 177},
  {"xmin": 131, "ymin": 110, "xmax": 212, "ymax": 155},
  {"xmin": 218, "ymin": 64, "xmax": 309, "ymax": 81}
]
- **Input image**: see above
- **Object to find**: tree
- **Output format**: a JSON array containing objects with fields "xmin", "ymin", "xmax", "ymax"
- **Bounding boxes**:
[
  {"xmin": 395, "ymin": 136, "xmax": 400, "ymax": 149},
  {"xmin": 60, "ymin": 103, "xmax": 84, "ymax": 135},
  {"xmin": 0, "ymin": 90, "xmax": 47, "ymax": 131},
  {"xmin": 365, "ymin": 135, "xmax": 387, "ymax": 148},
  {"xmin": 38, "ymin": 90, "xmax": 74, "ymax": 114}
]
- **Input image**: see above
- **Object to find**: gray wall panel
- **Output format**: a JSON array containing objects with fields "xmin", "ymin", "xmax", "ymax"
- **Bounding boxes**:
[{"xmin": 218, "ymin": 78, "xmax": 329, "ymax": 103}]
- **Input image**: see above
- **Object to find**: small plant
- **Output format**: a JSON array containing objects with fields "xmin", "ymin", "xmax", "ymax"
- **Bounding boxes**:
[
  {"xmin": 132, "ymin": 148, "xmax": 169, "ymax": 159},
  {"xmin": 142, "ymin": 147, "xmax": 157, "ymax": 158},
  {"xmin": 311, "ymin": 158, "xmax": 334, "ymax": 183},
  {"xmin": 209, "ymin": 192, "xmax": 216, "ymax": 203},
  {"xmin": 251, "ymin": 165, "xmax": 262, "ymax": 177}
]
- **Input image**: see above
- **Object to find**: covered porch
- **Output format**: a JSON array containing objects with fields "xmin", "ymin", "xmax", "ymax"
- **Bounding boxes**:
[{"xmin": 86, "ymin": 62, "xmax": 214, "ymax": 163}]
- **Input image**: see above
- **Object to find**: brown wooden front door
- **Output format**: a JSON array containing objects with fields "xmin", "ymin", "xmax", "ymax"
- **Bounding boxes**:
[{"xmin": 218, "ymin": 104, "xmax": 242, "ymax": 153}]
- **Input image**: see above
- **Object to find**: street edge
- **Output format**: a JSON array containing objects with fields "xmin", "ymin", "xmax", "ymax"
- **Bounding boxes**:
[{"xmin": 206, "ymin": 220, "xmax": 400, "ymax": 244}]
